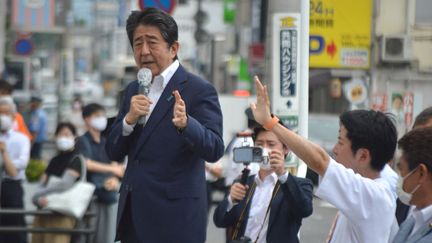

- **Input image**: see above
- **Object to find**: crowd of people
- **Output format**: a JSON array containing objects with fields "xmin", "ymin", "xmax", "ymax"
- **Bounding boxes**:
[
  {"xmin": 0, "ymin": 7, "xmax": 431, "ymax": 243},
  {"xmin": 0, "ymin": 81, "xmax": 125, "ymax": 243}
]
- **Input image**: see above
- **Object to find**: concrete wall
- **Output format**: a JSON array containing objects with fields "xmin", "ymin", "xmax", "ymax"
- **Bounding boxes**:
[
  {"xmin": 373, "ymin": 0, "xmax": 432, "ymax": 117},
  {"xmin": 375, "ymin": 0, "xmax": 407, "ymax": 35},
  {"xmin": 375, "ymin": 0, "xmax": 432, "ymax": 71}
]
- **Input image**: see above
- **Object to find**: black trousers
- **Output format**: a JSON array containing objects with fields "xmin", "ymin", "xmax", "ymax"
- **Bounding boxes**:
[
  {"xmin": 30, "ymin": 142, "xmax": 43, "ymax": 159},
  {"xmin": 117, "ymin": 193, "xmax": 140, "ymax": 243},
  {"xmin": 0, "ymin": 180, "xmax": 27, "ymax": 243}
]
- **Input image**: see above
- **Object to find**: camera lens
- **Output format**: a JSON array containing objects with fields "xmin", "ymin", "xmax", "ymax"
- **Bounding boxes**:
[{"xmin": 253, "ymin": 148, "xmax": 262, "ymax": 155}]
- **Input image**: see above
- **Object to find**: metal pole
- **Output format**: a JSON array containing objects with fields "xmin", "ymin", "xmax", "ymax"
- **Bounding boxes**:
[
  {"xmin": 0, "ymin": 0, "xmax": 6, "ymax": 73},
  {"xmin": 58, "ymin": 0, "xmax": 73, "ymax": 123},
  {"xmin": 296, "ymin": 0, "xmax": 310, "ymax": 178}
]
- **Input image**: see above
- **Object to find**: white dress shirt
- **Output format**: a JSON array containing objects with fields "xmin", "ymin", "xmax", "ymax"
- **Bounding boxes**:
[
  {"xmin": 245, "ymin": 173, "xmax": 277, "ymax": 243},
  {"xmin": 410, "ymin": 204, "xmax": 432, "ymax": 237},
  {"xmin": 380, "ymin": 163, "xmax": 400, "ymax": 242},
  {"xmin": 380, "ymin": 163, "xmax": 399, "ymax": 200},
  {"xmin": 123, "ymin": 60, "xmax": 180, "ymax": 136},
  {"xmin": 315, "ymin": 158, "xmax": 396, "ymax": 243},
  {"xmin": 0, "ymin": 129, "xmax": 31, "ymax": 180}
]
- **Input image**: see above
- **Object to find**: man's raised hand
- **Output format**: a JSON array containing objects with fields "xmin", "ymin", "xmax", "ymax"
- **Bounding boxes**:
[{"xmin": 172, "ymin": 90, "xmax": 187, "ymax": 129}]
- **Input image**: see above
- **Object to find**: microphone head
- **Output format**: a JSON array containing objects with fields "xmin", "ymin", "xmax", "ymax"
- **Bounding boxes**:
[{"xmin": 137, "ymin": 68, "xmax": 152, "ymax": 86}]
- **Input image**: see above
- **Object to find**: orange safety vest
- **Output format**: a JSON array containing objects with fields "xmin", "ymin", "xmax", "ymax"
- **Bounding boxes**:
[{"xmin": 13, "ymin": 112, "xmax": 33, "ymax": 141}]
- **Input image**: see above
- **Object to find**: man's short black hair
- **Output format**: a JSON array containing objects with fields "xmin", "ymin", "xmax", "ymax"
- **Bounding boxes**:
[
  {"xmin": 399, "ymin": 127, "xmax": 432, "ymax": 173},
  {"xmin": 413, "ymin": 106, "xmax": 432, "ymax": 128},
  {"xmin": 31, "ymin": 95, "xmax": 42, "ymax": 103},
  {"xmin": 252, "ymin": 120, "xmax": 285, "ymax": 142},
  {"xmin": 55, "ymin": 122, "xmax": 77, "ymax": 136},
  {"xmin": 126, "ymin": 8, "xmax": 178, "ymax": 51},
  {"xmin": 0, "ymin": 79, "xmax": 13, "ymax": 94},
  {"xmin": 82, "ymin": 103, "xmax": 105, "ymax": 119},
  {"xmin": 245, "ymin": 108, "xmax": 259, "ymax": 129},
  {"xmin": 339, "ymin": 110, "xmax": 397, "ymax": 172}
]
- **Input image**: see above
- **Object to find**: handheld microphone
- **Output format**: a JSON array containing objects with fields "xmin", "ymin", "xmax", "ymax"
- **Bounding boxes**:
[{"xmin": 137, "ymin": 68, "xmax": 152, "ymax": 125}]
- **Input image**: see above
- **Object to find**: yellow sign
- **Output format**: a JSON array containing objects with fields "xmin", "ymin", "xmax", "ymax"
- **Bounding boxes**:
[
  {"xmin": 280, "ymin": 17, "xmax": 296, "ymax": 28},
  {"xmin": 309, "ymin": 0, "xmax": 372, "ymax": 69}
]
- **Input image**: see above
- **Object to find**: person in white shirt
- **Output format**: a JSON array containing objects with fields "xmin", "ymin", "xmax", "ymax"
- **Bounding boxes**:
[
  {"xmin": 382, "ymin": 162, "xmax": 399, "ymax": 199},
  {"xmin": 0, "ymin": 97, "xmax": 31, "ymax": 243},
  {"xmin": 250, "ymin": 76, "xmax": 398, "ymax": 243},
  {"xmin": 213, "ymin": 124, "xmax": 313, "ymax": 243},
  {"xmin": 392, "ymin": 127, "xmax": 432, "ymax": 243}
]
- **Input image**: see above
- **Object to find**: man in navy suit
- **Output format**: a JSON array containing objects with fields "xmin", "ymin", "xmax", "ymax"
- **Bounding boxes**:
[
  {"xmin": 213, "ymin": 124, "xmax": 313, "ymax": 243},
  {"xmin": 393, "ymin": 127, "xmax": 432, "ymax": 243},
  {"xmin": 105, "ymin": 8, "xmax": 224, "ymax": 243}
]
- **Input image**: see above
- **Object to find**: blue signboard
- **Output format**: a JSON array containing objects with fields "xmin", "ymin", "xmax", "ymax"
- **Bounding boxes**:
[
  {"xmin": 15, "ymin": 39, "xmax": 34, "ymax": 56},
  {"xmin": 138, "ymin": 0, "xmax": 176, "ymax": 14},
  {"xmin": 280, "ymin": 29, "xmax": 297, "ymax": 97}
]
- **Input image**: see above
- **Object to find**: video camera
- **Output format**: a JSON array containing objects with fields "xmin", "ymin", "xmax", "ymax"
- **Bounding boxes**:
[
  {"xmin": 233, "ymin": 146, "xmax": 270, "ymax": 165},
  {"xmin": 232, "ymin": 145, "xmax": 270, "ymax": 185}
]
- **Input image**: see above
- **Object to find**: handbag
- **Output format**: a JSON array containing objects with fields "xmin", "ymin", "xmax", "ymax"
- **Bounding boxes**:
[{"xmin": 45, "ymin": 155, "xmax": 96, "ymax": 219}]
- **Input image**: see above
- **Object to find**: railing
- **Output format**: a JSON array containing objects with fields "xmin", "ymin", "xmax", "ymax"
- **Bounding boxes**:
[{"xmin": 0, "ymin": 207, "xmax": 97, "ymax": 243}]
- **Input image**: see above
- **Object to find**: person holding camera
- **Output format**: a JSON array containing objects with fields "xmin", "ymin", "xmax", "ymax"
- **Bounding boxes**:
[{"xmin": 213, "ymin": 124, "xmax": 313, "ymax": 243}]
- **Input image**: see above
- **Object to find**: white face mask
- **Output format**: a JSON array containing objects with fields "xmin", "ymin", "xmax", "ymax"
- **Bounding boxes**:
[
  {"xmin": 0, "ymin": 115, "xmax": 13, "ymax": 131},
  {"xmin": 396, "ymin": 167, "xmax": 421, "ymax": 205},
  {"xmin": 260, "ymin": 148, "xmax": 272, "ymax": 171},
  {"xmin": 90, "ymin": 116, "xmax": 107, "ymax": 131},
  {"xmin": 56, "ymin": 137, "xmax": 75, "ymax": 151}
]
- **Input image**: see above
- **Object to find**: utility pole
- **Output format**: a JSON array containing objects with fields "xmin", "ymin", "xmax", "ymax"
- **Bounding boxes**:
[
  {"xmin": 265, "ymin": 0, "xmax": 309, "ymax": 177},
  {"xmin": 58, "ymin": 0, "xmax": 74, "ymax": 122},
  {"xmin": 264, "ymin": 0, "xmax": 300, "ymax": 85},
  {"xmin": 0, "ymin": 0, "xmax": 6, "ymax": 73}
]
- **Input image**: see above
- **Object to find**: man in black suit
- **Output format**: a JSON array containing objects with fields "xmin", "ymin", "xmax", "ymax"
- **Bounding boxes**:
[{"xmin": 213, "ymin": 124, "xmax": 313, "ymax": 243}]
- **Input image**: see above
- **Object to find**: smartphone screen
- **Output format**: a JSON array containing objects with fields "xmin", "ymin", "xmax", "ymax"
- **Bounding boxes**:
[
  {"xmin": 233, "ymin": 147, "xmax": 253, "ymax": 163},
  {"xmin": 233, "ymin": 147, "xmax": 263, "ymax": 163}
]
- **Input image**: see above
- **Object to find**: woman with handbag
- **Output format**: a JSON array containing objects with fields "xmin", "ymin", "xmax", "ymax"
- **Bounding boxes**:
[{"xmin": 31, "ymin": 122, "xmax": 82, "ymax": 243}]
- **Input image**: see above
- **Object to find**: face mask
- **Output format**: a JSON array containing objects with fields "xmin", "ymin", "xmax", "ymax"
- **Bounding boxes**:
[
  {"xmin": 0, "ymin": 115, "xmax": 13, "ymax": 131},
  {"xmin": 260, "ymin": 148, "xmax": 272, "ymax": 171},
  {"xmin": 396, "ymin": 167, "xmax": 421, "ymax": 205},
  {"xmin": 90, "ymin": 116, "xmax": 107, "ymax": 131},
  {"xmin": 56, "ymin": 137, "xmax": 75, "ymax": 151}
]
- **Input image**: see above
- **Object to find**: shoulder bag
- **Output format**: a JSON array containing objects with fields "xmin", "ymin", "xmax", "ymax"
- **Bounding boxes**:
[{"xmin": 45, "ymin": 155, "xmax": 96, "ymax": 219}]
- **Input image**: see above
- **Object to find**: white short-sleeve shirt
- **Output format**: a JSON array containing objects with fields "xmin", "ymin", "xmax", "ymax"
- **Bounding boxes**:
[{"xmin": 315, "ymin": 158, "xmax": 396, "ymax": 243}]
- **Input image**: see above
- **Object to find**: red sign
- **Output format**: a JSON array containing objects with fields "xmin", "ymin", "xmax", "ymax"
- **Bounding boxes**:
[
  {"xmin": 403, "ymin": 92, "xmax": 414, "ymax": 128},
  {"xmin": 248, "ymin": 43, "xmax": 265, "ymax": 67},
  {"xmin": 371, "ymin": 92, "xmax": 388, "ymax": 112}
]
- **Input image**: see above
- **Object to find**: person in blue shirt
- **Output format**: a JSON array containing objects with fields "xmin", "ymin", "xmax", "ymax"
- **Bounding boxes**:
[{"xmin": 28, "ymin": 95, "xmax": 47, "ymax": 159}]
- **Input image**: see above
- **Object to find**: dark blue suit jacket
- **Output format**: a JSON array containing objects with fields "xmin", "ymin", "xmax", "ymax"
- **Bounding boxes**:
[
  {"xmin": 213, "ymin": 174, "xmax": 313, "ymax": 243},
  {"xmin": 106, "ymin": 65, "xmax": 224, "ymax": 243}
]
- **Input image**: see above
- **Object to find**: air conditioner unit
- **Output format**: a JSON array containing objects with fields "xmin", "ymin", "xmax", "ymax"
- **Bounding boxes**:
[{"xmin": 380, "ymin": 35, "xmax": 411, "ymax": 63}]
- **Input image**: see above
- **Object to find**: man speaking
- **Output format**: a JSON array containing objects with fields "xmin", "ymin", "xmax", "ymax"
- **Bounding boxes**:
[{"xmin": 105, "ymin": 8, "xmax": 224, "ymax": 243}]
